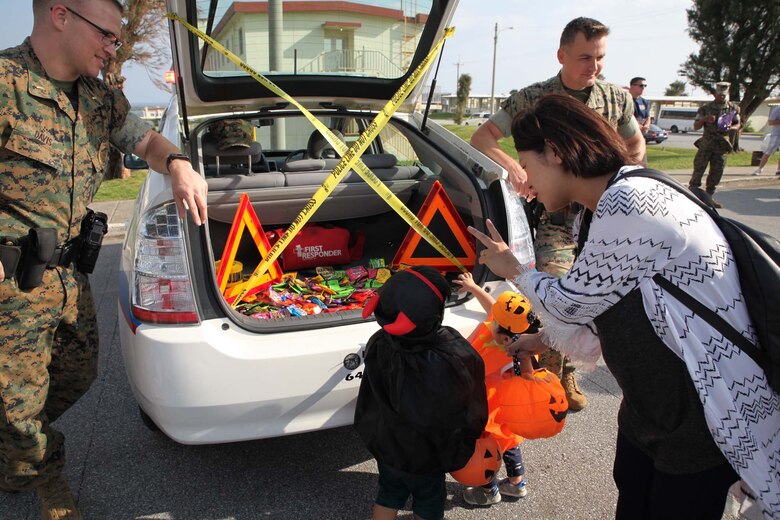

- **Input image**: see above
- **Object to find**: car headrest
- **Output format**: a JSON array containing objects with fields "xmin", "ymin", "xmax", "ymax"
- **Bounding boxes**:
[
  {"xmin": 360, "ymin": 153, "xmax": 397, "ymax": 169},
  {"xmin": 282, "ymin": 159, "xmax": 327, "ymax": 172},
  {"xmin": 306, "ymin": 128, "xmax": 344, "ymax": 159}
]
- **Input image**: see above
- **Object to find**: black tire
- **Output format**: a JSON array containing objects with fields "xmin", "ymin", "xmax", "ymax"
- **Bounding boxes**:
[
  {"xmin": 670, "ymin": 125, "xmax": 678, "ymax": 133},
  {"xmin": 138, "ymin": 406, "xmax": 161, "ymax": 432}
]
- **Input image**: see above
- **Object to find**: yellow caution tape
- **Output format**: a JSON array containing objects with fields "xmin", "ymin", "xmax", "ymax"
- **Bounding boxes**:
[{"xmin": 167, "ymin": 15, "xmax": 465, "ymax": 307}]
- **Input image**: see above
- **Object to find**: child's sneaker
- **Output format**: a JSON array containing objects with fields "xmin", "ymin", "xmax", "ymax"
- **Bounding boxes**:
[
  {"xmin": 463, "ymin": 486, "xmax": 501, "ymax": 506},
  {"xmin": 752, "ymin": 168, "xmax": 763, "ymax": 176},
  {"xmin": 498, "ymin": 478, "xmax": 528, "ymax": 498}
]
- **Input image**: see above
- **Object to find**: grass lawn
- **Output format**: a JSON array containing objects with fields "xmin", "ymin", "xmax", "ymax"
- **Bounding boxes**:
[
  {"xmin": 443, "ymin": 124, "xmax": 769, "ymax": 171},
  {"xmin": 94, "ymin": 169, "xmax": 147, "ymax": 202}
]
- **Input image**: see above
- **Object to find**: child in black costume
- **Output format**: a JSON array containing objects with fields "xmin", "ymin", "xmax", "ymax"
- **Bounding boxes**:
[{"xmin": 354, "ymin": 266, "xmax": 488, "ymax": 520}]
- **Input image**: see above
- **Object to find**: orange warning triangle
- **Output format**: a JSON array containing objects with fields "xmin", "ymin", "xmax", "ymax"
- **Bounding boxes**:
[
  {"xmin": 392, "ymin": 180, "xmax": 476, "ymax": 272},
  {"xmin": 216, "ymin": 193, "xmax": 282, "ymax": 298}
]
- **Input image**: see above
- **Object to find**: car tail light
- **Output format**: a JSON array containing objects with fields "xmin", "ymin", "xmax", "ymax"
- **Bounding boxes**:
[{"xmin": 131, "ymin": 202, "xmax": 199, "ymax": 324}]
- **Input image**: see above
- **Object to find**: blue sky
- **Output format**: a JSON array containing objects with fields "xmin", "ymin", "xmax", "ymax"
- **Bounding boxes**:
[{"xmin": 1, "ymin": 0, "xmax": 699, "ymax": 105}]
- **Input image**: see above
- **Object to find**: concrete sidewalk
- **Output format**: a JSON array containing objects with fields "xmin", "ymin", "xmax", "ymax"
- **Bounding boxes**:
[{"xmin": 90, "ymin": 166, "xmax": 779, "ymax": 240}]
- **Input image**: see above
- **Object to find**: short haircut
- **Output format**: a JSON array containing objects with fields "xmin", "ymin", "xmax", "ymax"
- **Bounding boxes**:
[
  {"xmin": 560, "ymin": 17, "xmax": 609, "ymax": 47},
  {"xmin": 511, "ymin": 94, "xmax": 630, "ymax": 179},
  {"xmin": 630, "ymin": 77, "xmax": 646, "ymax": 86},
  {"xmin": 34, "ymin": 0, "xmax": 125, "ymax": 16}
]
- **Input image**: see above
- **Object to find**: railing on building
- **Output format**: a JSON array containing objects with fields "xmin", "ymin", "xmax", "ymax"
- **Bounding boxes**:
[{"xmin": 299, "ymin": 50, "xmax": 404, "ymax": 78}]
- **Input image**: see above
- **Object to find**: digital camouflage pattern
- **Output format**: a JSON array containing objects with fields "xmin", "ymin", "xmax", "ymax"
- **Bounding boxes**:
[
  {"xmin": 490, "ymin": 72, "xmax": 638, "ymax": 140},
  {"xmin": 488, "ymin": 70, "xmax": 638, "ymax": 285},
  {"xmin": 533, "ymin": 210, "xmax": 577, "ymax": 278},
  {"xmin": 689, "ymin": 100, "xmax": 740, "ymax": 193},
  {"xmin": 0, "ymin": 39, "xmax": 150, "ymax": 239},
  {"xmin": 533, "ymin": 210, "xmax": 578, "ymax": 376},
  {"xmin": 0, "ymin": 267, "xmax": 96, "ymax": 490},
  {"xmin": 210, "ymin": 118, "xmax": 254, "ymax": 150},
  {"xmin": 0, "ymin": 39, "xmax": 150, "ymax": 489}
]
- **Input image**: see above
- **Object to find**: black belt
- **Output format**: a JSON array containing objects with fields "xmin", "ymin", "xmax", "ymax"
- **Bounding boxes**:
[{"xmin": 48, "ymin": 239, "xmax": 81, "ymax": 268}]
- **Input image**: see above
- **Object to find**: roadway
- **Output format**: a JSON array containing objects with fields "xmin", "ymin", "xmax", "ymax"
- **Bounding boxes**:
[
  {"xmin": 443, "ymin": 120, "xmax": 767, "ymax": 153},
  {"xmin": 1, "ymin": 186, "xmax": 777, "ymax": 519},
  {"xmin": 650, "ymin": 132, "xmax": 765, "ymax": 152}
]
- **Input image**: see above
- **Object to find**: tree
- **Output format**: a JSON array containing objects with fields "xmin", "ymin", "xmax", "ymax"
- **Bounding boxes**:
[
  {"xmin": 454, "ymin": 73, "xmax": 471, "ymax": 125},
  {"xmin": 103, "ymin": 0, "xmax": 172, "ymax": 180},
  {"xmin": 665, "ymin": 80, "xmax": 688, "ymax": 96},
  {"xmin": 680, "ymin": 0, "xmax": 780, "ymax": 123}
]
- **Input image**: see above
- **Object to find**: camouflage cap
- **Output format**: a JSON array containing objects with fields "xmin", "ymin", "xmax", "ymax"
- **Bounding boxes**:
[{"xmin": 210, "ymin": 119, "xmax": 254, "ymax": 149}]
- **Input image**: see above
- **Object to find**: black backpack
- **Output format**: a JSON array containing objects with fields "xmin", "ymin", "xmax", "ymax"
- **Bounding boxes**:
[{"xmin": 615, "ymin": 169, "xmax": 780, "ymax": 393}]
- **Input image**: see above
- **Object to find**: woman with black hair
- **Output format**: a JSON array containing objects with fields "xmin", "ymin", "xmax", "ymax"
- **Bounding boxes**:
[{"xmin": 469, "ymin": 93, "xmax": 779, "ymax": 519}]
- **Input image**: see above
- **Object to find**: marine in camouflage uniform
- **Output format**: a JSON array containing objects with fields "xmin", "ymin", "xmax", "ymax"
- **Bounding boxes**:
[
  {"xmin": 688, "ymin": 82, "xmax": 740, "ymax": 200},
  {"xmin": 0, "ymin": 39, "xmax": 151, "ymax": 491},
  {"xmin": 489, "ymin": 73, "xmax": 640, "ymax": 411}
]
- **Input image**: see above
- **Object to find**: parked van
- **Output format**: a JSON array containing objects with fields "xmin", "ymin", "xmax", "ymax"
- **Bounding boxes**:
[{"xmin": 656, "ymin": 106, "xmax": 699, "ymax": 133}]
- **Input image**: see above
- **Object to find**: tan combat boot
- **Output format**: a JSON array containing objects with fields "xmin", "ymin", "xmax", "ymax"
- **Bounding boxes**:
[
  {"xmin": 561, "ymin": 371, "xmax": 588, "ymax": 412},
  {"xmin": 36, "ymin": 474, "xmax": 82, "ymax": 520}
]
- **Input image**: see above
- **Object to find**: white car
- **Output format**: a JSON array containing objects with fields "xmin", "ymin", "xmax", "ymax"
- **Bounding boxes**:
[
  {"xmin": 118, "ymin": 0, "xmax": 534, "ymax": 445},
  {"xmin": 463, "ymin": 112, "xmax": 491, "ymax": 126}
]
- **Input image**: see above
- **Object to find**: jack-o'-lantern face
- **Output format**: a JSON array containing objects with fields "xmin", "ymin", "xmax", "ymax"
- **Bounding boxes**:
[
  {"xmin": 496, "ymin": 368, "xmax": 568, "ymax": 439},
  {"xmin": 492, "ymin": 291, "xmax": 535, "ymax": 335},
  {"xmin": 449, "ymin": 435, "xmax": 502, "ymax": 486}
]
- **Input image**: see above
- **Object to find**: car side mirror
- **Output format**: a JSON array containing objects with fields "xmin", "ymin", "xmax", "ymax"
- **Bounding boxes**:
[{"xmin": 123, "ymin": 153, "xmax": 148, "ymax": 170}]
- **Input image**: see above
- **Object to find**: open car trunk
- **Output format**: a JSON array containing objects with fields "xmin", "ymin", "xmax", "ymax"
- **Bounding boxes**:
[{"xmin": 195, "ymin": 110, "xmax": 498, "ymax": 329}]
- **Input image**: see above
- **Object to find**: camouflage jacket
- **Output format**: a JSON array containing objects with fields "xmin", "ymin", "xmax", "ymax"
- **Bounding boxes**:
[
  {"xmin": 489, "ymin": 73, "xmax": 637, "ymax": 275},
  {"xmin": 490, "ymin": 72, "xmax": 638, "ymax": 140},
  {"xmin": 0, "ymin": 39, "xmax": 151, "ymax": 242},
  {"xmin": 694, "ymin": 100, "xmax": 740, "ymax": 153}
]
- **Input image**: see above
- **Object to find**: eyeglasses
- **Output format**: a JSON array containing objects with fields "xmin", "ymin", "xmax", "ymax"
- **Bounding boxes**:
[
  {"xmin": 63, "ymin": 6, "xmax": 123, "ymax": 50},
  {"xmin": 633, "ymin": 83, "xmax": 647, "ymax": 88}
]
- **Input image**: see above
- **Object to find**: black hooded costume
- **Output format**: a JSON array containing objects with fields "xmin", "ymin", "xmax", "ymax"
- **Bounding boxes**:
[{"xmin": 354, "ymin": 266, "xmax": 488, "ymax": 475}]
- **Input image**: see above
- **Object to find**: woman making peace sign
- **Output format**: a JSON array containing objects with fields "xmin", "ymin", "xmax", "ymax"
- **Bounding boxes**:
[{"xmin": 469, "ymin": 94, "xmax": 779, "ymax": 520}]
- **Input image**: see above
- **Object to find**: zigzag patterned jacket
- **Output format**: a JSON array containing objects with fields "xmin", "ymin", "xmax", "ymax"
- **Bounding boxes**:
[{"xmin": 512, "ymin": 167, "xmax": 779, "ymax": 518}]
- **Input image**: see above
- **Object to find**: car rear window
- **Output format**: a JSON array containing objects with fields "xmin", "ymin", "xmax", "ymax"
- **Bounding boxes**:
[{"xmin": 198, "ymin": 0, "xmax": 435, "ymax": 80}]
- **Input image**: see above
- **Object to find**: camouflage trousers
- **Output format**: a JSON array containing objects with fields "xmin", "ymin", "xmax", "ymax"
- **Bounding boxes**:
[
  {"xmin": 689, "ymin": 147, "xmax": 727, "ymax": 194},
  {"xmin": 0, "ymin": 266, "xmax": 98, "ymax": 490},
  {"xmin": 533, "ymin": 216, "xmax": 577, "ymax": 375}
]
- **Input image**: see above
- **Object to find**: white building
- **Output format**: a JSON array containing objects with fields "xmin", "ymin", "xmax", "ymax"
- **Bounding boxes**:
[{"xmin": 204, "ymin": 1, "xmax": 427, "ymax": 78}]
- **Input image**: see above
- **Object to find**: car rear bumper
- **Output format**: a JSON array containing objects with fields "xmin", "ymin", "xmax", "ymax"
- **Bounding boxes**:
[{"xmin": 117, "ymin": 292, "xmax": 496, "ymax": 444}]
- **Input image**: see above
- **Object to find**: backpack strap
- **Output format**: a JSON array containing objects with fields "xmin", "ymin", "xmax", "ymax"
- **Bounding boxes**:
[
  {"xmin": 613, "ymin": 168, "xmax": 768, "ymax": 367},
  {"xmin": 652, "ymin": 275, "xmax": 767, "ymax": 366}
]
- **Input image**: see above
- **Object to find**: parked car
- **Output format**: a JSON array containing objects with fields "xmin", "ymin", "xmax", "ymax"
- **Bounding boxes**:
[
  {"xmin": 464, "ymin": 111, "xmax": 491, "ymax": 126},
  {"xmin": 644, "ymin": 124, "xmax": 669, "ymax": 144},
  {"xmin": 118, "ymin": 0, "xmax": 534, "ymax": 445}
]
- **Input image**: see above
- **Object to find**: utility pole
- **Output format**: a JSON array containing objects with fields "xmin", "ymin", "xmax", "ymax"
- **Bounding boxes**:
[
  {"xmin": 490, "ymin": 23, "xmax": 513, "ymax": 113},
  {"xmin": 454, "ymin": 58, "xmax": 464, "ymax": 92}
]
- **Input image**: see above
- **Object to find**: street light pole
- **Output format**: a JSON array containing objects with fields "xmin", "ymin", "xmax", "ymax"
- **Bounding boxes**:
[{"xmin": 490, "ymin": 23, "xmax": 513, "ymax": 114}]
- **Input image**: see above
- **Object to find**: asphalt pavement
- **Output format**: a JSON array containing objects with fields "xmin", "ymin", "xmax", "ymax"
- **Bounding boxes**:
[{"xmin": 0, "ymin": 168, "xmax": 775, "ymax": 519}]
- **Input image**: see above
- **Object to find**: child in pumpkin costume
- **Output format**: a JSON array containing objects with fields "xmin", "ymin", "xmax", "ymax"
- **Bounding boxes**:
[
  {"xmin": 454, "ymin": 273, "xmax": 537, "ymax": 506},
  {"xmin": 354, "ymin": 266, "xmax": 488, "ymax": 520}
]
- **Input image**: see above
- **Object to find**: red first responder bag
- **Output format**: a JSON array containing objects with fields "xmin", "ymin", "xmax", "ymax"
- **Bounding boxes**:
[{"xmin": 271, "ymin": 225, "xmax": 364, "ymax": 270}]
